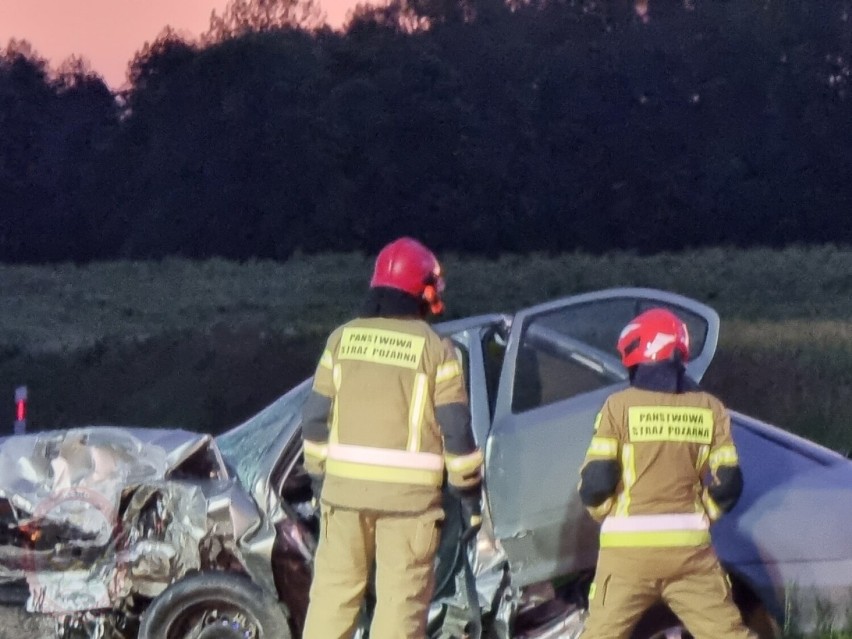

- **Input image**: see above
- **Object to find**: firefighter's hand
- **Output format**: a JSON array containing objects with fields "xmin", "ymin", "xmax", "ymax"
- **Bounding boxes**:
[{"xmin": 459, "ymin": 487, "xmax": 482, "ymax": 543}]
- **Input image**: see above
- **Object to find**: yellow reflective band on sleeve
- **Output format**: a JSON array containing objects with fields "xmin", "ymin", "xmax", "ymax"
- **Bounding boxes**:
[
  {"xmin": 701, "ymin": 489, "xmax": 722, "ymax": 521},
  {"xmin": 408, "ymin": 373, "xmax": 428, "ymax": 452},
  {"xmin": 593, "ymin": 412, "xmax": 602, "ymax": 432},
  {"xmin": 587, "ymin": 436, "xmax": 619, "ymax": 458},
  {"xmin": 337, "ymin": 327, "xmax": 425, "ymax": 370},
  {"xmin": 615, "ymin": 443, "xmax": 635, "ymax": 516},
  {"xmin": 303, "ymin": 440, "xmax": 328, "ymax": 461},
  {"xmin": 708, "ymin": 445, "xmax": 739, "ymax": 469},
  {"xmin": 332, "ymin": 364, "xmax": 342, "ymax": 396},
  {"xmin": 436, "ymin": 360, "xmax": 462, "ymax": 383},
  {"xmin": 319, "ymin": 349, "xmax": 333, "ymax": 370},
  {"xmin": 600, "ymin": 529, "xmax": 712, "ymax": 548},
  {"xmin": 587, "ymin": 496, "xmax": 614, "ymax": 522},
  {"xmin": 445, "ymin": 449, "xmax": 484, "ymax": 474},
  {"xmin": 325, "ymin": 459, "xmax": 444, "ymax": 486},
  {"xmin": 696, "ymin": 444, "xmax": 710, "ymax": 472},
  {"xmin": 628, "ymin": 407, "xmax": 713, "ymax": 444},
  {"xmin": 330, "ymin": 364, "xmax": 342, "ymax": 444}
]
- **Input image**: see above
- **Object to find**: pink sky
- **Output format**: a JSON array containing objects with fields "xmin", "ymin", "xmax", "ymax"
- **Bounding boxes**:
[{"xmin": 0, "ymin": 0, "xmax": 355, "ymax": 90}]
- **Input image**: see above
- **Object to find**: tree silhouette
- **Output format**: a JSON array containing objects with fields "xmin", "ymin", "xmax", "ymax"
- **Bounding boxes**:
[
  {"xmin": 1, "ymin": 1, "xmax": 851, "ymax": 263},
  {"xmin": 205, "ymin": 0, "xmax": 326, "ymax": 41}
]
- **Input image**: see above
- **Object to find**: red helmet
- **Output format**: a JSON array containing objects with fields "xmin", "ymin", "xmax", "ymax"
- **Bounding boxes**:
[
  {"xmin": 616, "ymin": 308, "xmax": 690, "ymax": 368},
  {"xmin": 370, "ymin": 237, "xmax": 446, "ymax": 315}
]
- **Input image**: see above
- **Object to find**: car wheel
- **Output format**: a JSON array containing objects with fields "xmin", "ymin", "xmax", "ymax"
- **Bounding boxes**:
[{"xmin": 138, "ymin": 572, "xmax": 292, "ymax": 639}]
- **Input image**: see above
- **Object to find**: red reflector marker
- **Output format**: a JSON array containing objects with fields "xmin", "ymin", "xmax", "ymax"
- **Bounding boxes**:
[{"xmin": 14, "ymin": 386, "xmax": 27, "ymax": 435}]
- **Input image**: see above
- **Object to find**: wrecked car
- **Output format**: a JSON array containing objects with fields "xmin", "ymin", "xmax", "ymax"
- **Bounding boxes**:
[{"xmin": 1, "ymin": 287, "xmax": 851, "ymax": 638}]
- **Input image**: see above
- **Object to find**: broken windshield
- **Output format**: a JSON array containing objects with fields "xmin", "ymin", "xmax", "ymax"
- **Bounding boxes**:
[{"xmin": 217, "ymin": 380, "xmax": 312, "ymax": 494}]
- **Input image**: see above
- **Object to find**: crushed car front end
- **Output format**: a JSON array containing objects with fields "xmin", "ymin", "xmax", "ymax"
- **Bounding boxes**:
[{"xmin": 0, "ymin": 425, "xmax": 307, "ymax": 638}]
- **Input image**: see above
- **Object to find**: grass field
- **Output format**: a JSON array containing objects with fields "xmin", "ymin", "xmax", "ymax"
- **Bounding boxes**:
[{"xmin": 0, "ymin": 245, "xmax": 850, "ymax": 452}]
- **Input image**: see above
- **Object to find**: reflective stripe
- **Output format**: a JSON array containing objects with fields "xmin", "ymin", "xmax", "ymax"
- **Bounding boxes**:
[
  {"xmin": 337, "ymin": 327, "xmax": 425, "ymax": 370},
  {"xmin": 600, "ymin": 513, "xmax": 711, "ymax": 548},
  {"xmin": 328, "ymin": 443, "xmax": 443, "ymax": 470},
  {"xmin": 325, "ymin": 459, "xmax": 443, "ymax": 486},
  {"xmin": 702, "ymin": 489, "xmax": 722, "ymax": 521},
  {"xmin": 593, "ymin": 412, "xmax": 602, "ymax": 433},
  {"xmin": 303, "ymin": 440, "xmax": 328, "ymax": 460},
  {"xmin": 696, "ymin": 444, "xmax": 710, "ymax": 472},
  {"xmin": 326, "ymin": 444, "xmax": 445, "ymax": 486},
  {"xmin": 615, "ymin": 443, "xmax": 635, "ymax": 516},
  {"xmin": 445, "ymin": 449, "xmax": 484, "ymax": 474},
  {"xmin": 587, "ymin": 436, "xmax": 619, "ymax": 458},
  {"xmin": 436, "ymin": 360, "xmax": 462, "ymax": 383},
  {"xmin": 332, "ymin": 364, "xmax": 342, "ymax": 391},
  {"xmin": 600, "ymin": 529, "xmax": 712, "ymax": 548},
  {"xmin": 407, "ymin": 373, "xmax": 428, "ymax": 452},
  {"xmin": 601, "ymin": 513, "xmax": 709, "ymax": 533},
  {"xmin": 330, "ymin": 364, "xmax": 342, "ymax": 444},
  {"xmin": 709, "ymin": 445, "xmax": 739, "ymax": 469},
  {"xmin": 587, "ymin": 496, "xmax": 614, "ymax": 522},
  {"xmin": 319, "ymin": 349, "xmax": 333, "ymax": 370}
]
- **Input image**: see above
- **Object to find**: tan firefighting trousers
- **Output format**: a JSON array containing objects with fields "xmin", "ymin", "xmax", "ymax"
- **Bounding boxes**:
[
  {"xmin": 302, "ymin": 504, "xmax": 443, "ymax": 639},
  {"xmin": 581, "ymin": 545, "xmax": 757, "ymax": 639}
]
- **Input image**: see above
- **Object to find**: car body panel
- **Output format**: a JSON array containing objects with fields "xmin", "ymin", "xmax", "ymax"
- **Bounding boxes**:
[{"xmin": 713, "ymin": 411, "xmax": 852, "ymax": 623}]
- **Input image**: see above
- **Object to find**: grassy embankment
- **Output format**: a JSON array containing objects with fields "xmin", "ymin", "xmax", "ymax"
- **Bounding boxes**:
[{"xmin": 0, "ymin": 245, "xmax": 850, "ymax": 453}]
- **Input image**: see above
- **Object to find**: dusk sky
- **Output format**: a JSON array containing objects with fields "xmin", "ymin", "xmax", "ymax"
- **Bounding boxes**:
[{"xmin": 0, "ymin": 0, "xmax": 356, "ymax": 90}]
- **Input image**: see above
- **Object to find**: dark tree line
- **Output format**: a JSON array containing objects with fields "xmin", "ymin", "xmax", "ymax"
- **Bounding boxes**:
[{"xmin": 1, "ymin": 0, "xmax": 851, "ymax": 263}]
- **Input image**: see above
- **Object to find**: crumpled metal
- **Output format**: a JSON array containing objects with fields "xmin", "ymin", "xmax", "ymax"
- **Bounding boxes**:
[
  {"xmin": 0, "ymin": 428, "xmax": 168, "ymax": 532},
  {"xmin": 0, "ymin": 428, "xmax": 212, "ymax": 614}
]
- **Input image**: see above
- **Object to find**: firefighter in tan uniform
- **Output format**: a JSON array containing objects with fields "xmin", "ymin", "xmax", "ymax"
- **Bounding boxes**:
[
  {"xmin": 578, "ymin": 308, "xmax": 756, "ymax": 639},
  {"xmin": 300, "ymin": 237, "xmax": 483, "ymax": 639}
]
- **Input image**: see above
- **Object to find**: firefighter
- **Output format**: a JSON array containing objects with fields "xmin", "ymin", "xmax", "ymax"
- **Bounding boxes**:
[
  {"xmin": 578, "ymin": 308, "xmax": 755, "ymax": 639},
  {"xmin": 300, "ymin": 237, "xmax": 483, "ymax": 639}
]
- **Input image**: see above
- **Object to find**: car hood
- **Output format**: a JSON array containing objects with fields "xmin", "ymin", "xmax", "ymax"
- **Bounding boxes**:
[{"xmin": 0, "ymin": 426, "xmax": 221, "ymax": 526}]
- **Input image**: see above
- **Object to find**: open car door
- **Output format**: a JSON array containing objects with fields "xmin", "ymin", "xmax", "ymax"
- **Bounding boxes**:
[{"xmin": 484, "ymin": 288, "xmax": 720, "ymax": 587}]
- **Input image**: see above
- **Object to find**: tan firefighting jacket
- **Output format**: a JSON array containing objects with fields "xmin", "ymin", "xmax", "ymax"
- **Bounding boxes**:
[
  {"xmin": 302, "ymin": 317, "xmax": 483, "ymax": 513},
  {"xmin": 579, "ymin": 386, "xmax": 741, "ymax": 548}
]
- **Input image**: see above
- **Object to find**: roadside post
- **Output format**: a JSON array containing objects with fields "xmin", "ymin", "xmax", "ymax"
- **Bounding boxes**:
[{"xmin": 14, "ymin": 385, "xmax": 27, "ymax": 435}]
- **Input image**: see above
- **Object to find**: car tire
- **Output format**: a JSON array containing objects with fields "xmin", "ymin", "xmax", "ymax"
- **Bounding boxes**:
[{"xmin": 138, "ymin": 571, "xmax": 292, "ymax": 639}]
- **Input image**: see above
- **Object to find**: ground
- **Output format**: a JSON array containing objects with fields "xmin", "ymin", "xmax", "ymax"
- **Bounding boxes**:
[{"xmin": 0, "ymin": 606, "xmax": 54, "ymax": 638}]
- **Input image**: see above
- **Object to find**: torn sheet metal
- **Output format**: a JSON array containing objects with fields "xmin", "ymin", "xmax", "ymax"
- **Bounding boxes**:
[
  {"xmin": 0, "ymin": 428, "xmax": 229, "ymax": 618},
  {"xmin": 435, "ymin": 517, "xmax": 509, "ymax": 616},
  {"xmin": 118, "ymin": 482, "xmax": 209, "ymax": 598},
  {"xmin": 0, "ymin": 428, "xmax": 169, "ymax": 526},
  {"xmin": 26, "ymin": 568, "xmax": 117, "ymax": 614},
  {"xmin": 20, "ymin": 480, "xmax": 209, "ymax": 614}
]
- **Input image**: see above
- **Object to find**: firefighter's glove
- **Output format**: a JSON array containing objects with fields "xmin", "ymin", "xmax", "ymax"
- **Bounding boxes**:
[{"xmin": 459, "ymin": 487, "xmax": 483, "ymax": 543}]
